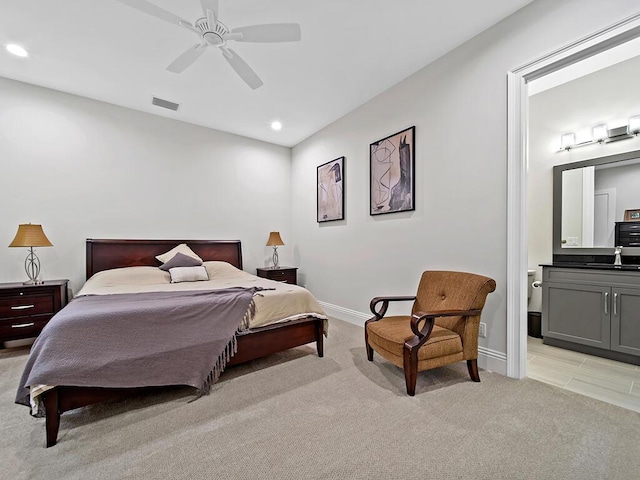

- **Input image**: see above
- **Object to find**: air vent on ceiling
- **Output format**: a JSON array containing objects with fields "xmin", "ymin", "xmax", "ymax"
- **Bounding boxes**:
[{"xmin": 152, "ymin": 97, "xmax": 179, "ymax": 111}]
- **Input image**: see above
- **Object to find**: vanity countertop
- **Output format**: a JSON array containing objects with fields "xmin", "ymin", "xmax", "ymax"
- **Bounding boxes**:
[
  {"xmin": 545, "ymin": 253, "xmax": 640, "ymax": 271},
  {"xmin": 541, "ymin": 262, "xmax": 640, "ymax": 271}
]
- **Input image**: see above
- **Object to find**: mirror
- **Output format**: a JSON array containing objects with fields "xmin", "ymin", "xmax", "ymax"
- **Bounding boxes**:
[{"xmin": 553, "ymin": 149, "xmax": 640, "ymax": 254}]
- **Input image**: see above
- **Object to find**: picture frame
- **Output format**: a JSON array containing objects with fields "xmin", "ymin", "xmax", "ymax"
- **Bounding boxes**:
[
  {"xmin": 317, "ymin": 156, "xmax": 345, "ymax": 223},
  {"xmin": 624, "ymin": 208, "xmax": 640, "ymax": 221},
  {"xmin": 370, "ymin": 126, "xmax": 415, "ymax": 215}
]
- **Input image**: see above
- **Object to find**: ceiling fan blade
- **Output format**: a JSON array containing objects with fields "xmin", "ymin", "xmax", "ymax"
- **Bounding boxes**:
[
  {"xmin": 167, "ymin": 44, "xmax": 207, "ymax": 73},
  {"xmin": 200, "ymin": 0, "xmax": 219, "ymax": 15},
  {"xmin": 230, "ymin": 24, "xmax": 301, "ymax": 43},
  {"xmin": 201, "ymin": 0, "xmax": 219, "ymax": 23},
  {"xmin": 221, "ymin": 48, "xmax": 263, "ymax": 90},
  {"xmin": 116, "ymin": 0, "xmax": 195, "ymax": 29}
]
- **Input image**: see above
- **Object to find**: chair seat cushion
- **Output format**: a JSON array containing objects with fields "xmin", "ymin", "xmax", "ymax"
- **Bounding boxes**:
[{"xmin": 367, "ymin": 315, "xmax": 463, "ymax": 360}]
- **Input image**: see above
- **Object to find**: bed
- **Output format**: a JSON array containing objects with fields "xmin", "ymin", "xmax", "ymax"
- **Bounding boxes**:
[{"xmin": 17, "ymin": 239, "xmax": 327, "ymax": 447}]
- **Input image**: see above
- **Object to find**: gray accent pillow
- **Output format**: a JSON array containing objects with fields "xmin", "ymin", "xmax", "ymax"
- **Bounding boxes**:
[{"xmin": 159, "ymin": 252, "xmax": 203, "ymax": 271}]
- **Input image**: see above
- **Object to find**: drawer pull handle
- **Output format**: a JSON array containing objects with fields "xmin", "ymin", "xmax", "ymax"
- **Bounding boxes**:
[
  {"xmin": 614, "ymin": 293, "xmax": 618, "ymax": 316},
  {"xmin": 604, "ymin": 292, "xmax": 608, "ymax": 314},
  {"xmin": 11, "ymin": 304, "xmax": 35, "ymax": 310},
  {"xmin": 12, "ymin": 322, "xmax": 35, "ymax": 328}
]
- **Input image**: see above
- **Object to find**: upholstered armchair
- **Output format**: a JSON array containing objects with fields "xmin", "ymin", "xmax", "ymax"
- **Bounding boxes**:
[{"xmin": 365, "ymin": 271, "xmax": 496, "ymax": 396}]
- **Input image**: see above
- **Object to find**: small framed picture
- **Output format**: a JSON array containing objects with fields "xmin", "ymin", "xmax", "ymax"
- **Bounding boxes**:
[
  {"xmin": 624, "ymin": 209, "xmax": 640, "ymax": 221},
  {"xmin": 370, "ymin": 126, "xmax": 415, "ymax": 215},
  {"xmin": 317, "ymin": 157, "xmax": 344, "ymax": 223}
]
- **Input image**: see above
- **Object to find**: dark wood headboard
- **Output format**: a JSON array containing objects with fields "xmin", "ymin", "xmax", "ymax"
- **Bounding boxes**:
[{"xmin": 86, "ymin": 239, "xmax": 243, "ymax": 279}]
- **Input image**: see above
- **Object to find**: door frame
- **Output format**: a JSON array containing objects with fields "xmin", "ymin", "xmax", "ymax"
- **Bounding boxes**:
[{"xmin": 506, "ymin": 12, "xmax": 640, "ymax": 379}]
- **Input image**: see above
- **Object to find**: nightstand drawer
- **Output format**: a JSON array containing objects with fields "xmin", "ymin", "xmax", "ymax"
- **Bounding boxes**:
[
  {"xmin": 269, "ymin": 270, "xmax": 295, "ymax": 281},
  {"xmin": 0, "ymin": 316, "xmax": 52, "ymax": 339},
  {"xmin": 0, "ymin": 295, "xmax": 54, "ymax": 319},
  {"xmin": 256, "ymin": 267, "xmax": 298, "ymax": 285}
]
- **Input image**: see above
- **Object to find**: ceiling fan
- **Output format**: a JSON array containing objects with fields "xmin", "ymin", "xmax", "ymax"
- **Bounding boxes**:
[{"xmin": 117, "ymin": 0, "xmax": 301, "ymax": 89}]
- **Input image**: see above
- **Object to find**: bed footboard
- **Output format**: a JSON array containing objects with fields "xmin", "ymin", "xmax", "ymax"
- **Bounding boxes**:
[{"xmin": 41, "ymin": 316, "xmax": 324, "ymax": 447}]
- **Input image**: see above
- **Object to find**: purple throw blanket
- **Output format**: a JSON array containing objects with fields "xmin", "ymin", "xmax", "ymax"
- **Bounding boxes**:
[{"xmin": 16, "ymin": 287, "xmax": 262, "ymax": 412}]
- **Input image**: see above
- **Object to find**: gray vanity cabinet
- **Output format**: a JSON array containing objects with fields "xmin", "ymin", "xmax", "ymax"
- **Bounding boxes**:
[
  {"xmin": 543, "ymin": 282, "xmax": 610, "ymax": 349},
  {"xmin": 610, "ymin": 287, "xmax": 640, "ymax": 355},
  {"xmin": 542, "ymin": 267, "xmax": 640, "ymax": 363}
]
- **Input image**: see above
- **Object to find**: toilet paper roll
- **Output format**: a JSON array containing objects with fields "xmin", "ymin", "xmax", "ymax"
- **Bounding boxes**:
[{"xmin": 532, "ymin": 281, "xmax": 542, "ymax": 289}]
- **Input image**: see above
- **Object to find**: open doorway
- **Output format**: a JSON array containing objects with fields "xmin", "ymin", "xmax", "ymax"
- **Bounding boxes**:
[
  {"xmin": 506, "ymin": 13, "xmax": 640, "ymax": 382},
  {"xmin": 525, "ymin": 48, "xmax": 640, "ymax": 410}
]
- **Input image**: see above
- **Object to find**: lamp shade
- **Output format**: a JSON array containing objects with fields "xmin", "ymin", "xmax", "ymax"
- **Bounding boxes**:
[
  {"xmin": 266, "ymin": 231, "xmax": 284, "ymax": 247},
  {"xmin": 9, "ymin": 224, "xmax": 53, "ymax": 248}
]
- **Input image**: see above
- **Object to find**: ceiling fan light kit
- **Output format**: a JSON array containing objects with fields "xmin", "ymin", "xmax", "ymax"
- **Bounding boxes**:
[{"xmin": 118, "ymin": 0, "xmax": 301, "ymax": 89}]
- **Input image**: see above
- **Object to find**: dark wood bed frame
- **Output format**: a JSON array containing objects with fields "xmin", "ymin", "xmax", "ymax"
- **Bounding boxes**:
[{"xmin": 40, "ymin": 239, "xmax": 324, "ymax": 447}]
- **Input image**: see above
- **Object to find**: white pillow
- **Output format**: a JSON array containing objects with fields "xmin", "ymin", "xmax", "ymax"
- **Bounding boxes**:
[
  {"xmin": 156, "ymin": 243, "xmax": 203, "ymax": 264},
  {"xmin": 169, "ymin": 266, "xmax": 209, "ymax": 283}
]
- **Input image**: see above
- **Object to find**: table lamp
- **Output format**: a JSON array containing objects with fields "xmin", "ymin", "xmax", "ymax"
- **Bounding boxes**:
[
  {"xmin": 266, "ymin": 231, "xmax": 284, "ymax": 269},
  {"xmin": 8, "ymin": 223, "xmax": 53, "ymax": 284}
]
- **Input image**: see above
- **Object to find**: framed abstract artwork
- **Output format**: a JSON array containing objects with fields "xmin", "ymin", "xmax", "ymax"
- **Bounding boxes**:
[
  {"xmin": 317, "ymin": 156, "xmax": 345, "ymax": 223},
  {"xmin": 370, "ymin": 126, "xmax": 415, "ymax": 215}
]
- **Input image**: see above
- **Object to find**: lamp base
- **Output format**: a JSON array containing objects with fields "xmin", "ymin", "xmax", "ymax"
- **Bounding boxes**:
[{"xmin": 23, "ymin": 247, "xmax": 44, "ymax": 285}]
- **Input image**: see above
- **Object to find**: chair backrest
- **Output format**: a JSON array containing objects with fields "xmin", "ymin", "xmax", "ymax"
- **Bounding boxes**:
[{"xmin": 412, "ymin": 270, "xmax": 496, "ymax": 316}]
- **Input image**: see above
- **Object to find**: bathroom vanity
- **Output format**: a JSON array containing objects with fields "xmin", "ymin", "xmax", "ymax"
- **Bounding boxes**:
[
  {"xmin": 542, "ymin": 264, "xmax": 640, "ymax": 365},
  {"xmin": 542, "ymin": 148, "xmax": 640, "ymax": 365}
]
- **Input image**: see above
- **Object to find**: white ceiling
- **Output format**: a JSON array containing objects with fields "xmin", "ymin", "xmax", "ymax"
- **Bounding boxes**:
[{"xmin": 0, "ymin": 0, "xmax": 535, "ymax": 147}]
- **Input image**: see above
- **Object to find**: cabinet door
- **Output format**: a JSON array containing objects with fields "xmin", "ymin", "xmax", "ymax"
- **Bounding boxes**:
[
  {"xmin": 611, "ymin": 287, "xmax": 640, "ymax": 355},
  {"xmin": 543, "ymin": 282, "xmax": 610, "ymax": 349}
]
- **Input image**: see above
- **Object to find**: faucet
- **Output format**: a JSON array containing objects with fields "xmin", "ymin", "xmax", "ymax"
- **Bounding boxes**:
[{"xmin": 614, "ymin": 246, "xmax": 623, "ymax": 266}]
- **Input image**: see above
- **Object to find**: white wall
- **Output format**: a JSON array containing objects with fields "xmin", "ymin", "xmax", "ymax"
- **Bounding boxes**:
[
  {"xmin": 0, "ymin": 77, "xmax": 292, "ymax": 292},
  {"xmin": 291, "ymin": 0, "xmax": 640, "ymax": 374},
  {"xmin": 528, "ymin": 54, "xmax": 640, "ymax": 311}
]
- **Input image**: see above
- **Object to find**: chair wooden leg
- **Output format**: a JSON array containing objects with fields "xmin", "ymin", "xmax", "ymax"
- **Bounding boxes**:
[
  {"xmin": 364, "ymin": 324, "xmax": 374, "ymax": 361},
  {"xmin": 403, "ymin": 348, "xmax": 418, "ymax": 396},
  {"xmin": 467, "ymin": 359, "xmax": 480, "ymax": 382},
  {"xmin": 366, "ymin": 343, "xmax": 374, "ymax": 361}
]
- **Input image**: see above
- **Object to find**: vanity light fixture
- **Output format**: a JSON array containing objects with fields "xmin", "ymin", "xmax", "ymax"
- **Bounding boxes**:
[
  {"xmin": 629, "ymin": 115, "xmax": 640, "ymax": 135},
  {"xmin": 560, "ymin": 133, "xmax": 576, "ymax": 150},
  {"xmin": 6, "ymin": 43, "xmax": 29, "ymax": 58},
  {"xmin": 592, "ymin": 124, "xmax": 608, "ymax": 143},
  {"xmin": 559, "ymin": 116, "xmax": 640, "ymax": 152}
]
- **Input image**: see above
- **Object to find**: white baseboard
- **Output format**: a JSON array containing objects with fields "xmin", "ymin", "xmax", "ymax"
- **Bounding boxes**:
[
  {"xmin": 318, "ymin": 301, "xmax": 369, "ymax": 326},
  {"xmin": 319, "ymin": 300, "xmax": 507, "ymax": 376},
  {"xmin": 477, "ymin": 346, "xmax": 507, "ymax": 375}
]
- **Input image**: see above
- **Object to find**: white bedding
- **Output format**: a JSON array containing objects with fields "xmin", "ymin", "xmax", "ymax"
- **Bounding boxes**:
[{"xmin": 76, "ymin": 261, "xmax": 328, "ymax": 330}]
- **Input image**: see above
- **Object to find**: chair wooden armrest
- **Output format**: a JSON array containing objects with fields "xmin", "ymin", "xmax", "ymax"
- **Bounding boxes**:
[
  {"xmin": 405, "ymin": 309, "xmax": 482, "ymax": 349},
  {"xmin": 369, "ymin": 296, "xmax": 416, "ymax": 320},
  {"xmin": 410, "ymin": 309, "xmax": 482, "ymax": 337}
]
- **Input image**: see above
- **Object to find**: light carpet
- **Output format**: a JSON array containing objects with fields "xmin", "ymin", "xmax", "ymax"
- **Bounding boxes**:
[{"xmin": 2, "ymin": 319, "xmax": 640, "ymax": 480}]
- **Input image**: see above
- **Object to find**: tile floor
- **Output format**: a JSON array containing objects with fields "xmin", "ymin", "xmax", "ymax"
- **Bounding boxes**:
[{"xmin": 527, "ymin": 336, "xmax": 640, "ymax": 413}]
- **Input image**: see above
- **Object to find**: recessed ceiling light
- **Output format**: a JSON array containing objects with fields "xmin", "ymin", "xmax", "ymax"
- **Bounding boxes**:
[
  {"xmin": 6, "ymin": 44, "xmax": 29, "ymax": 58},
  {"xmin": 271, "ymin": 121, "xmax": 282, "ymax": 131}
]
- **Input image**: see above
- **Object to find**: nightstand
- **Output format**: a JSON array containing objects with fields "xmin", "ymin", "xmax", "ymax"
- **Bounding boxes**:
[
  {"xmin": 256, "ymin": 267, "xmax": 298, "ymax": 285},
  {"xmin": 0, "ymin": 279, "xmax": 69, "ymax": 345}
]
